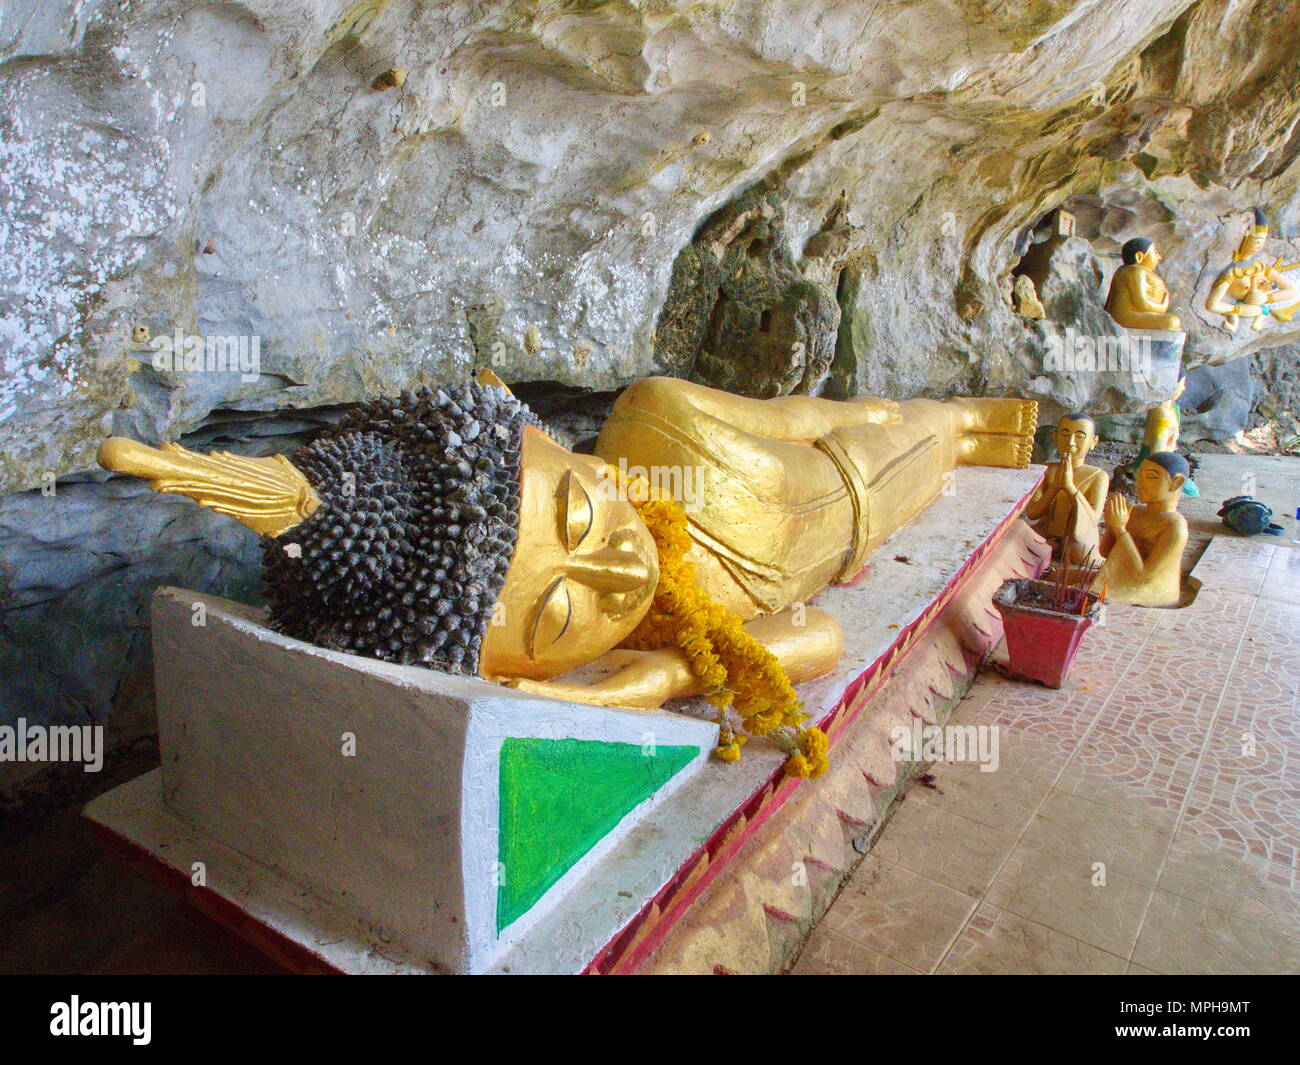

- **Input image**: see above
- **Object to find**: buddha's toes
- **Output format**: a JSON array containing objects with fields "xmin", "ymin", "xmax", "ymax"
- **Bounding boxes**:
[
  {"xmin": 962, "ymin": 430, "xmax": 1035, "ymax": 469},
  {"xmin": 961, "ymin": 397, "xmax": 1039, "ymax": 437}
]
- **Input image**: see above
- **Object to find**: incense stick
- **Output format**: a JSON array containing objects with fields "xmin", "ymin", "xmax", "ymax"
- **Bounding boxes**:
[{"xmin": 1049, "ymin": 538, "xmax": 1100, "ymax": 615}]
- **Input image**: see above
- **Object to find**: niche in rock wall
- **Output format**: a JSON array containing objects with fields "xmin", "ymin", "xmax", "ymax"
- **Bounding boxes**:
[
  {"xmin": 1008, "ymin": 207, "xmax": 1110, "ymax": 326},
  {"xmin": 654, "ymin": 187, "xmax": 843, "ymax": 399},
  {"xmin": 1009, "ymin": 209, "xmax": 1081, "ymax": 319}
]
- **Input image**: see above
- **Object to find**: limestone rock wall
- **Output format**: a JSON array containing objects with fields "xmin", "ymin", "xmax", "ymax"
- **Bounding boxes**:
[{"xmin": 2, "ymin": 0, "xmax": 1299, "ymax": 747}]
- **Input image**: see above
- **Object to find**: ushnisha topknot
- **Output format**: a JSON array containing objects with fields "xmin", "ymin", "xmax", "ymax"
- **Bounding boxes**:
[{"xmin": 261, "ymin": 382, "xmax": 545, "ymax": 675}]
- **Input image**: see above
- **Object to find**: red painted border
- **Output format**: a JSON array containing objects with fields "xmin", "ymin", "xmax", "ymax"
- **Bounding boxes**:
[
  {"xmin": 584, "ymin": 476, "xmax": 1044, "ymax": 974},
  {"xmin": 89, "ymin": 820, "xmax": 343, "ymax": 975}
]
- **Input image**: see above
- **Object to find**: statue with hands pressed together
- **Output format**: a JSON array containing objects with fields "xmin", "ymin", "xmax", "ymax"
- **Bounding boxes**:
[
  {"xmin": 1096, "ymin": 452, "xmax": 1189, "ymax": 608},
  {"xmin": 1024, "ymin": 413, "xmax": 1108, "ymax": 564}
]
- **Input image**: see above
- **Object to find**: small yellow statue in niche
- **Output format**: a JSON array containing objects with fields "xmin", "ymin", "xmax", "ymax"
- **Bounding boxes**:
[
  {"xmin": 1096, "ymin": 452, "xmax": 1189, "ymax": 607},
  {"xmin": 98, "ymin": 375, "xmax": 1036, "ymax": 771},
  {"xmin": 1024, "ymin": 413, "xmax": 1108, "ymax": 564},
  {"xmin": 1204, "ymin": 209, "xmax": 1300, "ymax": 332},
  {"xmin": 1104, "ymin": 238, "xmax": 1181, "ymax": 331}
]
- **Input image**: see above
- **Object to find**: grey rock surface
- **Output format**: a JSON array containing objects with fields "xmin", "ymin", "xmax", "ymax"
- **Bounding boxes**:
[
  {"xmin": 4, "ymin": 0, "xmax": 1300, "ymax": 496},
  {"xmin": 1181, "ymin": 358, "xmax": 1257, "ymax": 441}
]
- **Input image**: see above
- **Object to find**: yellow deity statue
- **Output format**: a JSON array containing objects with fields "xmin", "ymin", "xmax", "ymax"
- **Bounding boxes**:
[
  {"xmin": 98, "ymin": 375, "xmax": 1036, "ymax": 771},
  {"xmin": 1116, "ymin": 369, "xmax": 1199, "ymax": 500},
  {"xmin": 1104, "ymin": 238, "xmax": 1181, "ymax": 331},
  {"xmin": 1024, "ymin": 413, "xmax": 1108, "ymax": 564},
  {"xmin": 1096, "ymin": 452, "xmax": 1189, "ymax": 607},
  {"xmin": 1204, "ymin": 209, "xmax": 1299, "ymax": 332}
]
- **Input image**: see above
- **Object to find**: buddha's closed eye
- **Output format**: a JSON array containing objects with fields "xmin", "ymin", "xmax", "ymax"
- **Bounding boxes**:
[
  {"xmin": 527, "ymin": 470, "xmax": 592, "ymax": 659},
  {"xmin": 529, "ymin": 576, "xmax": 572, "ymax": 659},
  {"xmin": 563, "ymin": 469, "xmax": 592, "ymax": 551}
]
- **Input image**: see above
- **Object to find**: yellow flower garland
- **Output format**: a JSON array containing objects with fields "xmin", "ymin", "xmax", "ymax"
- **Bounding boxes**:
[{"xmin": 617, "ymin": 475, "xmax": 829, "ymax": 779}]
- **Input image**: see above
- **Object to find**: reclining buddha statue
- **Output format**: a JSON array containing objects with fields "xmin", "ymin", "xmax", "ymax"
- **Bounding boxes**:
[{"xmin": 98, "ymin": 374, "xmax": 1036, "ymax": 775}]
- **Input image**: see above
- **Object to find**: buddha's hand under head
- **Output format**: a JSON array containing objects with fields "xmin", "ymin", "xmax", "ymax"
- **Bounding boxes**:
[
  {"xmin": 501, "ymin": 649, "xmax": 690, "ymax": 710},
  {"xmin": 478, "ymin": 428, "xmax": 660, "ymax": 683}
]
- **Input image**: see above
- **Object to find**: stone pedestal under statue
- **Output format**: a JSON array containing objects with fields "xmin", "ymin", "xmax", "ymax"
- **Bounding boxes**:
[{"xmin": 1128, "ymin": 327, "xmax": 1185, "ymax": 396}]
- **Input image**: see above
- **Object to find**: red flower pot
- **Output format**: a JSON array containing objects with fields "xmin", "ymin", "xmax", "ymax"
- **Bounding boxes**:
[{"xmin": 992, "ymin": 578, "xmax": 1100, "ymax": 688}]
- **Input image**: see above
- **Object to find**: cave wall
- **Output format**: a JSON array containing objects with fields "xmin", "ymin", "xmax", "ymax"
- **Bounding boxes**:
[{"xmin": 3, "ymin": 0, "xmax": 1300, "ymax": 782}]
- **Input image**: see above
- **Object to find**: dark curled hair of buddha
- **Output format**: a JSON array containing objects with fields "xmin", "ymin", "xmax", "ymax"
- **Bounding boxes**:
[
  {"xmin": 1121, "ymin": 237, "xmax": 1153, "ymax": 264},
  {"xmin": 261, "ymin": 383, "xmax": 546, "ymax": 675}
]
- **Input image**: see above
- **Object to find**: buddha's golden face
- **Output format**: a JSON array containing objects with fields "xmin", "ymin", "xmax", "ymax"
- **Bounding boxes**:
[
  {"xmin": 1136, "ymin": 245, "xmax": 1162, "ymax": 269},
  {"xmin": 1053, "ymin": 418, "xmax": 1096, "ymax": 466},
  {"xmin": 1135, "ymin": 459, "xmax": 1183, "ymax": 504},
  {"xmin": 478, "ymin": 427, "xmax": 659, "ymax": 680}
]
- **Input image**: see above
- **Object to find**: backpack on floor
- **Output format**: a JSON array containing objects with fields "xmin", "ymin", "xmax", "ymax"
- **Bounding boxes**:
[{"xmin": 1216, "ymin": 495, "xmax": 1284, "ymax": 536}]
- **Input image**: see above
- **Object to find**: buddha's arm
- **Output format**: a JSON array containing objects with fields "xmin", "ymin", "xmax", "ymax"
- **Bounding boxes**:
[
  {"xmin": 502, "ymin": 608, "xmax": 844, "ymax": 710},
  {"xmin": 1080, "ymin": 470, "xmax": 1109, "ymax": 522},
  {"xmin": 1137, "ymin": 271, "xmax": 1169, "ymax": 312},
  {"xmin": 1144, "ymin": 520, "xmax": 1188, "ymax": 580},
  {"xmin": 1024, "ymin": 470, "xmax": 1059, "ymax": 521},
  {"xmin": 1206, "ymin": 276, "xmax": 1241, "ymax": 317},
  {"xmin": 1099, "ymin": 525, "xmax": 1117, "ymax": 557},
  {"xmin": 1101, "ymin": 527, "xmax": 1146, "ymax": 580},
  {"xmin": 607, "ymin": 377, "xmax": 898, "ymax": 446},
  {"xmin": 1269, "ymin": 267, "xmax": 1297, "ymax": 302},
  {"xmin": 1112, "ymin": 269, "xmax": 1139, "ymax": 310}
]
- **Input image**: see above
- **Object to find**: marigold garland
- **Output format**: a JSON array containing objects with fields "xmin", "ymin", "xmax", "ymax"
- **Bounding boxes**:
[{"xmin": 616, "ymin": 473, "xmax": 829, "ymax": 779}]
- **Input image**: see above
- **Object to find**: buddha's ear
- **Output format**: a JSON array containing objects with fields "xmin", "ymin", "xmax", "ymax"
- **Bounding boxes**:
[
  {"xmin": 476, "ymin": 368, "xmax": 513, "ymax": 394},
  {"xmin": 1169, "ymin": 473, "xmax": 1186, "ymax": 495}
]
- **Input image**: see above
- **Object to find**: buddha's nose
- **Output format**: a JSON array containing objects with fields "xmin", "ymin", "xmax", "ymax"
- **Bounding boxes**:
[{"xmin": 565, "ymin": 537, "xmax": 652, "ymax": 593}]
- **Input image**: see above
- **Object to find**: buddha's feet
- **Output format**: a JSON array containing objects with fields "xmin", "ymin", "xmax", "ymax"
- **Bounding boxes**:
[
  {"xmin": 962, "ymin": 431, "xmax": 1034, "ymax": 469},
  {"xmin": 955, "ymin": 397, "xmax": 1037, "ymax": 468},
  {"xmin": 957, "ymin": 396, "xmax": 1039, "ymax": 438},
  {"xmin": 951, "ymin": 397, "xmax": 1029, "ymax": 434}
]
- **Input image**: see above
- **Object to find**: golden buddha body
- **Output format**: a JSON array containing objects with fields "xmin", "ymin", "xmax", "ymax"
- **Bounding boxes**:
[
  {"xmin": 1096, "ymin": 453, "xmax": 1189, "ymax": 608},
  {"xmin": 1205, "ymin": 259, "xmax": 1299, "ymax": 332},
  {"xmin": 1024, "ymin": 413, "xmax": 1108, "ymax": 564},
  {"xmin": 98, "ymin": 376, "xmax": 1037, "ymax": 710},
  {"xmin": 1204, "ymin": 210, "xmax": 1300, "ymax": 332},
  {"xmin": 1104, "ymin": 238, "xmax": 1181, "ymax": 331}
]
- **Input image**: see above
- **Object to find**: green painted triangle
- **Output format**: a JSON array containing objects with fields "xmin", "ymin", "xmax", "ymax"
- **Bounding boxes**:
[{"xmin": 496, "ymin": 736, "xmax": 699, "ymax": 933}]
